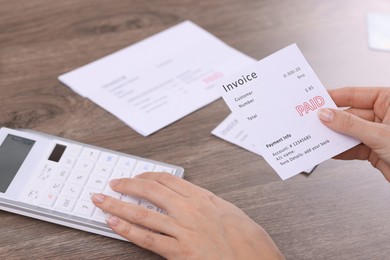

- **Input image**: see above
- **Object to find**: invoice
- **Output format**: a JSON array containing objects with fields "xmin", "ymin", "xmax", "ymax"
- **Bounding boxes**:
[
  {"xmin": 218, "ymin": 44, "xmax": 359, "ymax": 180},
  {"xmin": 59, "ymin": 21, "xmax": 255, "ymax": 136}
]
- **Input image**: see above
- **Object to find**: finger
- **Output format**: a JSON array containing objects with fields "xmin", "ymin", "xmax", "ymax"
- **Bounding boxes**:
[
  {"xmin": 135, "ymin": 171, "xmax": 209, "ymax": 198},
  {"xmin": 318, "ymin": 108, "xmax": 388, "ymax": 149},
  {"xmin": 129, "ymin": 173, "xmax": 222, "ymax": 222},
  {"xmin": 91, "ymin": 193, "xmax": 180, "ymax": 236},
  {"xmin": 105, "ymin": 215, "xmax": 178, "ymax": 259},
  {"xmin": 109, "ymin": 177, "xmax": 187, "ymax": 214},
  {"xmin": 333, "ymin": 144, "xmax": 371, "ymax": 160},
  {"xmin": 345, "ymin": 108, "xmax": 375, "ymax": 122},
  {"xmin": 383, "ymin": 114, "xmax": 390, "ymax": 125},
  {"xmin": 328, "ymin": 87, "xmax": 381, "ymax": 109},
  {"xmin": 376, "ymin": 160, "xmax": 390, "ymax": 182}
]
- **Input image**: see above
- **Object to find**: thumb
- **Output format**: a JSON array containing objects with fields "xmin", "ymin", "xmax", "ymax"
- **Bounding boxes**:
[{"xmin": 317, "ymin": 108, "xmax": 381, "ymax": 148}]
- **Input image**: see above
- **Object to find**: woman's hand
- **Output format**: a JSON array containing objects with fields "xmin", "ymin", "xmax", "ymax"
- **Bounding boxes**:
[
  {"xmin": 92, "ymin": 172, "xmax": 284, "ymax": 259},
  {"xmin": 318, "ymin": 86, "xmax": 390, "ymax": 181}
]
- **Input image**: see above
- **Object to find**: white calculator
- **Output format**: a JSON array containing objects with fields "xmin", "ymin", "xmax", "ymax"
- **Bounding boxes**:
[{"xmin": 0, "ymin": 127, "xmax": 184, "ymax": 240}]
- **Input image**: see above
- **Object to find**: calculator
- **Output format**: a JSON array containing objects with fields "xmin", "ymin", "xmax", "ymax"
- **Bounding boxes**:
[{"xmin": 0, "ymin": 127, "xmax": 184, "ymax": 240}]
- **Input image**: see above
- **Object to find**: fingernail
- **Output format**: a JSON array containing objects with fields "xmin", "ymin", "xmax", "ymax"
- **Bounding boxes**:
[
  {"xmin": 106, "ymin": 215, "xmax": 119, "ymax": 227},
  {"xmin": 110, "ymin": 179, "xmax": 120, "ymax": 187},
  {"xmin": 318, "ymin": 108, "xmax": 334, "ymax": 122},
  {"xmin": 92, "ymin": 193, "xmax": 105, "ymax": 203}
]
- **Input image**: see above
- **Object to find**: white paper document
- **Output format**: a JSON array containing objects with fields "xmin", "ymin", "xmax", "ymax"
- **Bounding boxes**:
[
  {"xmin": 211, "ymin": 113, "xmax": 316, "ymax": 174},
  {"xmin": 218, "ymin": 44, "xmax": 359, "ymax": 180},
  {"xmin": 212, "ymin": 113, "xmax": 259, "ymax": 155},
  {"xmin": 367, "ymin": 13, "xmax": 390, "ymax": 52},
  {"xmin": 59, "ymin": 21, "xmax": 255, "ymax": 136}
]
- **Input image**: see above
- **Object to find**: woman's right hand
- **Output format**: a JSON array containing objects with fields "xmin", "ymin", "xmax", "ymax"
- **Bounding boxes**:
[{"xmin": 318, "ymin": 86, "xmax": 390, "ymax": 181}]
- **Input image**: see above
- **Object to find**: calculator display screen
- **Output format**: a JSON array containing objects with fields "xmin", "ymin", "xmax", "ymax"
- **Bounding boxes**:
[{"xmin": 0, "ymin": 134, "xmax": 35, "ymax": 193}]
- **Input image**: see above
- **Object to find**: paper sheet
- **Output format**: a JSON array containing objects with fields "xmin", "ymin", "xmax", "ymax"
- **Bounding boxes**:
[
  {"xmin": 217, "ymin": 44, "xmax": 359, "ymax": 180},
  {"xmin": 367, "ymin": 13, "xmax": 390, "ymax": 52},
  {"xmin": 59, "ymin": 21, "xmax": 255, "ymax": 136},
  {"xmin": 211, "ymin": 113, "xmax": 316, "ymax": 174}
]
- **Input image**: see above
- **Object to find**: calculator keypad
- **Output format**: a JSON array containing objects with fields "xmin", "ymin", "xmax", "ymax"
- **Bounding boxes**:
[{"xmin": 19, "ymin": 143, "xmax": 177, "ymax": 223}]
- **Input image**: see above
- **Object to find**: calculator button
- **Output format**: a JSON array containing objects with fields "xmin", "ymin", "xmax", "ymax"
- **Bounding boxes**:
[
  {"xmin": 20, "ymin": 188, "xmax": 41, "ymax": 204},
  {"xmin": 74, "ymin": 159, "xmax": 95, "ymax": 173},
  {"xmin": 132, "ymin": 161, "xmax": 155, "ymax": 176},
  {"xmin": 80, "ymin": 148, "xmax": 100, "ymax": 161},
  {"xmin": 117, "ymin": 156, "xmax": 137, "ymax": 170},
  {"xmin": 103, "ymin": 186, "xmax": 121, "ymax": 200},
  {"xmin": 74, "ymin": 201, "xmax": 95, "ymax": 218},
  {"xmin": 154, "ymin": 165, "xmax": 176, "ymax": 174},
  {"xmin": 62, "ymin": 183, "xmax": 83, "ymax": 198},
  {"xmin": 98, "ymin": 152, "xmax": 118, "ymax": 166},
  {"xmin": 87, "ymin": 174, "xmax": 108, "ymax": 190},
  {"xmin": 54, "ymin": 168, "xmax": 71, "ymax": 180},
  {"xmin": 60, "ymin": 156, "xmax": 77, "ymax": 168},
  {"xmin": 112, "ymin": 167, "xmax": 132, "ymax": 179},
  {"xmin": 38, "ymin": 162, "xmax": 57, "ymax": 181},
  {"xmin": 81, "ymin": 187, "xmax": 101, "ymax": 202},
  {"xmin": 68, "ymin": 171, "xmax": 90, "ymax": 186},
  {"xmin": 92, "ymin": 208, "xmax": 107, "ymax": 223},
  {"xmin": 47, "ymin": 179, "xmax": 64, "ymax": 194},
  {"xmin": 93, "ymin": 163, "xmax": 113, "ymax": 177},
  {"xmin": 39, "ymin": 191, "xmax": 58, "ymax": 208},
  {"xmin": 55, "ymin": 196, "xmax": 77, "ymax": 212}
]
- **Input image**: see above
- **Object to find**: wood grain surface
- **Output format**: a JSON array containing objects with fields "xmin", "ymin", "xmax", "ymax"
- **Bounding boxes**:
[{"xmin": 1, "ymin": 0, "xmax": 390, "ymax": 259}]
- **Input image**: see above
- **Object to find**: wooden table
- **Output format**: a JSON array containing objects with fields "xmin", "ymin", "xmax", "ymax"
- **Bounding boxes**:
[{"xmin": 1, "ymin": 0, "xmax": 390, "ymax": 259}]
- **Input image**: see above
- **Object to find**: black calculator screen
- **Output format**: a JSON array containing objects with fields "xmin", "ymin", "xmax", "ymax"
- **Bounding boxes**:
[{"xmin": 0, "ymin": 134, "xmax": 35, "ymax": 193}]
